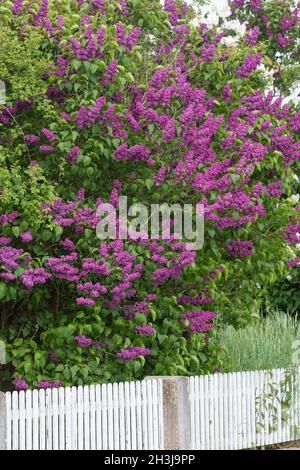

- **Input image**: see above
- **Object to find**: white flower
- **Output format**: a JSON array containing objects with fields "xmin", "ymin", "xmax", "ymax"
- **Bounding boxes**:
[
  {"xmin": 293, "ymin": 174, "xmax": 300, "ymax": 183},
  {"xmin": 0, "ymin": 81, "xmax": 6, "ymax": 105},
  {"xmin": 288, "ymin": 194, "xmax": 300, "ymax": 205}
]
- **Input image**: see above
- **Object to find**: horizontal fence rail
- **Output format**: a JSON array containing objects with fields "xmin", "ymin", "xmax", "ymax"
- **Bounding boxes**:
[
  {"xmin": 1, "ymin": 368, "xmax": 300, "ymax": 450},
  {"xmin": 189, "ymin": 368, "xmax": 300, "ymax": 450},
  {"xmin": 4, "ymin": 380, "xmax": 164, "ymax": 451}
]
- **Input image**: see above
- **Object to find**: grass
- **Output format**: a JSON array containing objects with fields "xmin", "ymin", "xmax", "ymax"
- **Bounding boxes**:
[{"xmin": 218, "ymin": 311, "xmax": 300, "ymax": 372}]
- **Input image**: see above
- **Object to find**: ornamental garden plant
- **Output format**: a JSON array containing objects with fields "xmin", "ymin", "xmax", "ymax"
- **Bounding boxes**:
[{"xmin": 0, "ymin": 0, "xmax": 300, "ymax": 390}]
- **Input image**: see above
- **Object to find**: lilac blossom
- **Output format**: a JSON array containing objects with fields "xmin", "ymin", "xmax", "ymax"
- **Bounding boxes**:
[
  {"xmin": 74, "ymin": 335, "xmax": 93, "ymax": 347},
  {"xmin": 116, "ymin": 346, "xmax": 151, "ymax": 361},
  {"xmin": 135, "ymin": 325, "xmax": 156, "ymax": 336},
  {"xmin": 12, "ymin": 378, "xmax": 28, "ymax": 390}
]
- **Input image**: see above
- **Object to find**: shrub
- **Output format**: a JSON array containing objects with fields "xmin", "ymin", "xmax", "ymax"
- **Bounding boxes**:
[{"xmin": 0, "ymin": 0, "xmax": 300, "ymax": 389}]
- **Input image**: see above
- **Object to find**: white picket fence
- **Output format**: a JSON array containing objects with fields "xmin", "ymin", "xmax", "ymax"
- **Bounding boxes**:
[
  {"xmin": 4, "ymin": 380, "xmax": 164, "ymax": 450},
  {"xmin": 2, "ymin": 367, "xmax": 300, "ymax": 450},
  {"xmin": 190, "ymin": 368, "xmax": 300, "ymax": 450}
]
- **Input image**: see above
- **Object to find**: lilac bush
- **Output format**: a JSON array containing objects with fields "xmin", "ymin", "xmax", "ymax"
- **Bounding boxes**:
[{"xmin": 0, "ymin": 0, "xmax": 299, "ymax": 389}]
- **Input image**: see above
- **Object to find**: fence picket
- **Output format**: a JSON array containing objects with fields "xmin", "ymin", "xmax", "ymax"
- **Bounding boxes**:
[
  {"xmin": 65, "ymin": 387, "xmax": 72, "ymax": 450},
  {"xmin": 217, "ymin": 374, "xmax": 224, "ymax": 450},
  {"xmin": 236, "ymin": 372, "xmax": 243, "ymax": 449},
  {"xmin": 71, "ymin": 386, "xmax": 78, "ymax": 450},
  {"xmin": 208, "ymin": 375, "xmax": 215, "ymax": 450},
  {"xmin": 227, "ymin": 373, "xmax": 234, "ymax": 450},
  {"xmin": 89, "ymin": 385, "xmax": 96, "ymax": 450},
  {"xmin": 107, "ymin": 383, "xmax": 113, "ymax": 450},
  {"xmin": 245, "ymin": 372, "xmax": 252, "ymax": 448},
  {"xmin": 58, "ymin": 387, "xmax": 65, "ymax": 450},
  {"xmin": 223, "ymin": 373, "xmax": 229, "ymax": 450},
  {"xmin": 189, "ymin": 378, "xmax": 195, "ymax": 449},
  {"xmin": 11, "ymin": 391, "xmax": 19, "ymax": 450},
  {"xmin": 118, "ymin": 382, "xmax": 126, "ymax": 450},
  {"xmin": 124, "ymin": 381, "xmax": 131, "ymax": 450},
  {"xmin": 152, "ymin": 380, "xmax": 159, "ymax": 450},
  {"xmin": 95, "ymin": 385, "xmax": 102, "ymax": 450},
  {"xmin": 52, "ymin": 388, "xmax": 59, "ymax": 450},
  {"xmin": 101, "ymin": 384, "xmax": 108, "ymax": 450},
  {"xmin": 32, "ymin": 390, "xmax": 39, "ymax": 450},
  {"xmin": 39, "ymin": 390, "xmax": 46, "ymax": 450},
  {"xmin": 83, "ymin": 385, "xmax": 90, "ymax": 450},
  {"xmin": 130, "ymin": 381, "xmax": 137, "ymax": 450},
  {"xmin": 113, "ymin": 382, "xmax": 119, "ymax": 450},
  {"xmin": 141, "ymin": 380, "xmax": 148, "ymax": 449},
  {"xmin": 25, "ymin": 390, "xmax": 32, "ymax": 451},
  {"xmin": 135, "ymin": 381, "xmax": 143, "ymax": 450},
  {"xmin": 19, "ymin": 391, "xmax": 25, "ymax": 450},
  {"xmin": 45, "ymin": 388, "xmax": 53, "ymax": 450}
]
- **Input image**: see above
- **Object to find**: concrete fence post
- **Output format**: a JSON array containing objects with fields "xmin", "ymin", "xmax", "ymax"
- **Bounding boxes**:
[
  {"xmin": 146, "ymin": 376, "xmax": 191, "ymax": 450},
  {"xmin": 0, "ymin": 392, "xmax": 6, "ymax": 450}
]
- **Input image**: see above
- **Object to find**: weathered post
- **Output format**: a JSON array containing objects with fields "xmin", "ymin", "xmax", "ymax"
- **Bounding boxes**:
[
  {"xmin": 0, "ymin": 392, "xmax": 6, "ymax": 450},
  {"xmin": 146, "ymin": 376, "xmax": 191, "ymax": 450}
]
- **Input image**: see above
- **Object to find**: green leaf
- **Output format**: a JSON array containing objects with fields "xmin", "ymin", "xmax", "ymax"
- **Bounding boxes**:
[
  {"xmin": 135, "ymin": 314, "xmax": 146, "ymax": 325},
  {"xmin": 12, "ymin": 226, "xmax": 20, "ymax": 238},
  {"xmin": 125, "ymin": 72, "xmax": 135, "ymax": 83},
  {"xmin": 42, "ymin": 229, "xmax": 52, "ymax": 242},
  {"xmin": 133, "ymin": 360, "xmax": 142, "ymax": 373},
  {"xmin": 73, "ymin": 60, "xmax": 81, "ymax": 71},
  {"xmin": 148, "ymin": 124, "xmax": 155, "ymax": 134},
  {"xmin": 145, "ymin": 178, "xmax": 154, "ymax": 191},
  {"xmin": 176, "ymin": 365, "xmax": 188, "ymax": 375},
  {"xmin": 14, "ymin": 267, "xmax": 25, "ymax": 277},
  {"xmin": 231, "ymin": 174, "xmax": 241, "ymax": 185},
  {"xmin": 87, "ymin": 167, "xmax": 94, "ymax": 177},
  {"xmin": 91, "ymin": 63, "xmax": 98, "ymax": 74},
  {"xmin": 0, "ymin": 282, "xmax": 7, "ymax": 300}
]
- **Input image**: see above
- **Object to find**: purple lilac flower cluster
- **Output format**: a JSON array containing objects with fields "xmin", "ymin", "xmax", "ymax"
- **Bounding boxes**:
[
  {"xmin": 116, "ymin": 346, "xmax": 151, "ymax": 361},
  {"xmin": 237, "ymin": 52, "xmax": 262, "ymax": 78},
  {"xmin": 67, "ymin": 146, "xmax": 81, "ymax": 164},
  {"xmin": 12, "ymin": 378, "xmax": 28, "ymax": 390},
  {"xmin": 102, "ymin": 59, "xmax": 118, "ymax": 85},
  {"xmin": 182, "ymin": 310, "xmax": 216, "ymax": 334},
  {"xmin": 116, "ymin": 23, "xmax": 141, "ymax": 51},
  {"xmin": 225, "ymin": 240, "xmax": 254, "ymax": 258},
  {"xmin": 245, "ymin": 26, "xmax": 260, "ymax": 47},
  {"xmin": 75, "ymin": 97, "xmax": 106, "ymax": 129},
  {"xmin": 221, "ymin": 84, "xmax": 232, "ymax": 104},
  {"xmin": 0, "ymin": 99, "xmax": 31, "ymax": 125},
  {"xmin": 135, "ymin": 325, "xmax": 156, "ymax": 336}
]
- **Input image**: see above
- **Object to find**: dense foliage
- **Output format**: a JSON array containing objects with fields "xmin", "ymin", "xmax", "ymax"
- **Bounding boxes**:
[{"xmin": 0, "ymin": 0, "xmax": 300, "ymax": 389}]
